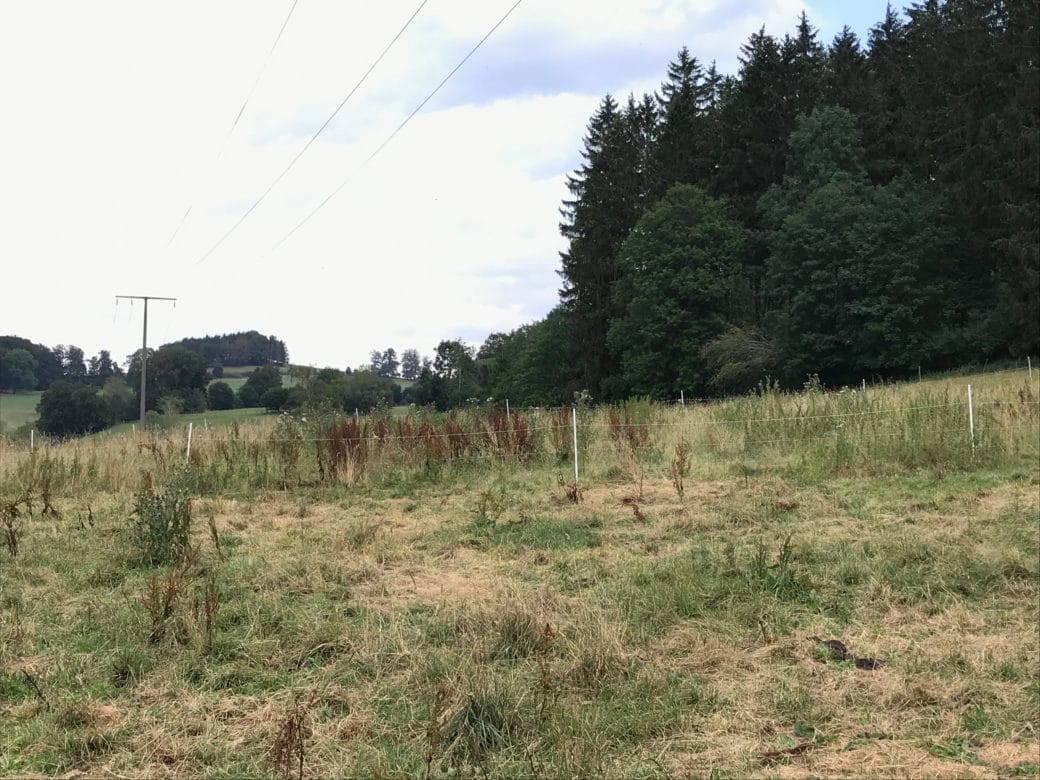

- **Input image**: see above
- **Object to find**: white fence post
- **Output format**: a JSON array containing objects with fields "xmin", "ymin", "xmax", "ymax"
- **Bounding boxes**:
[
  {"xmin": 571, "ymin": 405, "xmax": 579, "ymax": 483},
  {"xmin": 680, "ymin": 390, "xmax": 685, "ymax": 407},
  {"xmin": 355, "ymin": 408, "xmax": 359, "ymax": 423},
  {"xmin": 505, "ymin": 398, "xmax": 510, "ymax": 418},
  {"xmin": 967, "ymin": 384, "xmax": 975, "ymax": 453},
  {"xmin": 186, "ymin": 422, "xmax": 193, "ymax": 464},
  {"xmin": 30, "ymin": 429, "xmax": 34, "ymax": 452},
  {"xmin": 1029, "ymin": 356, "xmax": 1033, "ymax": 383}
]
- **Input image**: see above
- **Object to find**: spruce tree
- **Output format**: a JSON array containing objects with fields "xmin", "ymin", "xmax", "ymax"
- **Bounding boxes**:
[
  {"xmin": 653, "ymin": 47, "xmax": 707, "ymax": 196},
  {"xmin": 864, "ymin": 5, "xmax": 912, "ymax": 183},
  {"xmin": 782, "ymin": 12, "xmax": 826, "ymax": 118},
  {"xmin": 716, "ymin": 28, "xmax": 790, "ymax": 208},
  {"xmin": 824, "ymin": 27, "xmax": 870, "ymax": 117},
  {"xmin": 558, "ymin": 95, "xmax": 645, "ymax": 396}
]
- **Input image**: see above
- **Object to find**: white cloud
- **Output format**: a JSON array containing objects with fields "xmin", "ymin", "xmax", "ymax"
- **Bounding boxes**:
[{"xmin": 0, "ymin": 0, "xmax": 820, "ymax": 368}]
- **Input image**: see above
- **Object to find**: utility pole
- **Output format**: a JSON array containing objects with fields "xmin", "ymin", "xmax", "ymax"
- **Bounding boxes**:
[{"xmin": 116, "ymin": 295, "xmax": 176, "ymax": 423}]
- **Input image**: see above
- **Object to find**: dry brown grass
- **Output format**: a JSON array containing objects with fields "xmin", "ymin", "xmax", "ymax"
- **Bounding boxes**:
[{"xmin": 0, "ymin": 369, "xmax": 1036, "ymax": 778}]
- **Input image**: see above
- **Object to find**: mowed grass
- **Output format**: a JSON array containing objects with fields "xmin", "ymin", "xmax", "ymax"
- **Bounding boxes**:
[
  {"xmin": 0, "ymin": 391, "xmax": 41, "ymax": 434},
  {"xmin": 0, "ymin": 369, "xmax": 1037, "ymax": 778}
]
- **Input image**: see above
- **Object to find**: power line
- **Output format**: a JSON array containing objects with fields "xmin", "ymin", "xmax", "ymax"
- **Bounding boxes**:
[
  {"xmin": 167, "ymin": 0, "xmax": 301, "ymax": 249},
  {"xmin": 194, "ymin": 0, "xmax": 430, "ymax": 266},
  {"xmin": 268, "ymin": 0, "xmax": 524, "ymax": 256}
]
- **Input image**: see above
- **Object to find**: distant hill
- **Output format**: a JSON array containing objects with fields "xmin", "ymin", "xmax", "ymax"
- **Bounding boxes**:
[{"xmin": 164, "ymin": 331, "xmax": 288, "ymax": 367}]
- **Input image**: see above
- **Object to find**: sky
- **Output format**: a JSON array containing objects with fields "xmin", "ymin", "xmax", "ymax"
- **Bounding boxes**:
[{"xmin": 0, "ymin": 0, "xmax": 893, "ymax": 370}]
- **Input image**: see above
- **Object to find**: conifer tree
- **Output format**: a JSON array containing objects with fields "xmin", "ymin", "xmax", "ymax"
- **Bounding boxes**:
[
  {"xmin": 863, "ymin": 5, "xmax": 912, "ymax": 183},
  {"xmin": 824, "ymin": 27, "xmax": 870, "ymax": 116},
  {"xmin": 558, "ymin": 95, "xmax": 645, "ymax": 395},
  {"xmin": 782, "ymin": 12, "xmax": 826, "ymax": 118},
  {"xmin": 653, "ymin": 47, "xmax": 707, "ymax": 196}
]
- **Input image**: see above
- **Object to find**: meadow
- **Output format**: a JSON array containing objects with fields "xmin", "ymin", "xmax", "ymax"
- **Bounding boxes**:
[
  {"xmin": 0, "ymin": 369, "xmax": 1037, "ymax": 778},
  {"xmin": 0, "ymin": 392, "xmax": 42, "ymax": 435}
]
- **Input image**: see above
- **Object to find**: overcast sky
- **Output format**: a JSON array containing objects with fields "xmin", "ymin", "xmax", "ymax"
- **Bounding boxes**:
[{"xmin": 0, "ymin": 0, "xmax": 891, "ymax": 369}]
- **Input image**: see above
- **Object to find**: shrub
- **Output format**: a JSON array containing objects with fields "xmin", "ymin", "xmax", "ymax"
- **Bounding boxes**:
[
  {"xmin": 131, "ymin": 477, "xmax": 192, "ymax": 565},
  {"xmin": 262, "ymin": 386, "xmax": 290, "ymax": 412},
  {"xmin": 36, "ymin": 381, "xmax": 109, "ymax": 436},
  {"xmin": 207, "ymin": 381, "xmax": 237, "ymax": 410},
  {"xmin": 238, "ymin": 384, "xmax": 261, "ymax": 408}
]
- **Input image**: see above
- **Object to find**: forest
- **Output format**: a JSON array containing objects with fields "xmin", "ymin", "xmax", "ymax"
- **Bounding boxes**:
[{"xmin": 430, "ymin": 1, "xmax": 1038, "ymax": 407}]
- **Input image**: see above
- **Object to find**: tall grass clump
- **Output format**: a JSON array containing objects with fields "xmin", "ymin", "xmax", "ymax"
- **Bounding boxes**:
[
  {"xmin": 131, "ymin": 472, "xmax": 193, "ymax": 565},
  {"xmin": 703, "ymin": 381, "xmax": 1032, "ymax": 476}
]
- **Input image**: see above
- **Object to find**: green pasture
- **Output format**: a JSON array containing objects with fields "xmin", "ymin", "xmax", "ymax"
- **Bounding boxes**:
[{"xmin": 0, "ymin": 391, "xmax": 41, "ymax": 434}]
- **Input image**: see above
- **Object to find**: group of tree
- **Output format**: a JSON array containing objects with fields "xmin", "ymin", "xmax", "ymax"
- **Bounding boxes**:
[
  {"xmin": 3, "ymin": 330, "xmax": 296, "ymax": 436},
  {"xmin": 167, "ymin": 331, "xmax": 288, "ymax": 368},
  {"xmin": 0, "ymin": 336, "xmax": 123, "ymax": 393},
  {"xmin": 368, "ymin": 347, "xmax": 425, "ymax": 380},
  {"xmin": 471, "ymin": 1, "xmax": 1037, "ymax": 405},
  {"xmin": 32, "ymin": 345, "xmax": 209, "ymax": 435}
]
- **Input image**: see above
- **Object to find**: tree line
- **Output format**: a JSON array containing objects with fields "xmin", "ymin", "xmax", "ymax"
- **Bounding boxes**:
[
  {"xmin": 1, "ymin": 336, "xmax": 122, "ymax": 393},
  {"xmin": 165, "ymin": 331, "xmax": 288, "ymax": 368},
  {"xmin": 1, "ymin": 334, "xmax": 295, "ymax": 437},
  {"xmin": 409, "ymin": 2, "xmax": 1038, "ymax": 408}
]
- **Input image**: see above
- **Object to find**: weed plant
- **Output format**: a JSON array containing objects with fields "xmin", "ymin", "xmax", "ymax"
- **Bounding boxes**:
[{"xmin": 131, "ymin": 471, "xmax": 193, "ymax": 565}]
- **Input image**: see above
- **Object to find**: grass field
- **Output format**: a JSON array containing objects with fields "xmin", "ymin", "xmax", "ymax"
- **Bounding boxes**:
[
  {"xmin": 212, "ymin": 365, "xmax": 293, "ymax": 393},
  {"xmin": 0, "ymin": 391, "xmax": 41, "ymax": 434},
  {"xmin": 0, "ymin": 365, "xmax": 283, "ymax": 435},
  {"xmin": 0, "ymin": 369, "xmax": 1037, "ymax": 778},
  {"xmin": 105, "ymin": 407, "xmax": 269, "ymax": 436}
]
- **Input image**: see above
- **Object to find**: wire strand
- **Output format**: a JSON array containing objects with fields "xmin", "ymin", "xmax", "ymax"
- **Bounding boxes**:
[
  {"xmin": 168, "ymin": 0, "xmax": 301, "ymax": 250},
  {"xmin": 194, "ymin": 0, "xmax": 430, "ymax": 266},
  {"xmin": 266, "ymin": 0, "xmax": 524, "ymax": 255}
]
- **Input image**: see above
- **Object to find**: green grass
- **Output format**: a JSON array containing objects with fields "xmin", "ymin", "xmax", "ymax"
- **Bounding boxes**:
[
  {"xmin": 0, "ymin": 368, "xmax": 1036, "ymax": 778},
  {"xmin": 209, "ymin": 365, "xmax": 285, "ymax": 393},
  {"xmin": 0, "ymin": 391, "xmax": 41, "ymax": 433},
  {"xmin": 105, "ymin": 407, "xmax": 268, "ymax": 435}
]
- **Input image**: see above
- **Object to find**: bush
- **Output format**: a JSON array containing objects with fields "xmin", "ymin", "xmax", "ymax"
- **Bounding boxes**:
[
  {"xmin": 238, "ymin": 384, "xmax": 261, "ymax": 408},
  {"xmin": 242, "ymin": 366, "xmax": 282, "ymax": 401},
  {"xmin": 261, "ymin": 386, "xmax": 290, "ymax": 412},
  {"xmin": 158, "ymin": 394, "xmax": 184, "ymax": 416},
  {"xmin": 101, "ymin": 377, "xmax": 136, "ymax": 422},
  {"xmin": 207, "ymin": 381, "xmax": 237, "ymax": 410},
  {"xmin": 180, "ymin": 388, "xmax": 208, "ymax": 413},
  {"xmin": 131, "ymin": 478, "xmax": 192, "ymax": 565},
  {"xmin": 36, "ymin": 381, "xmax": 109, "ymax": 436}
]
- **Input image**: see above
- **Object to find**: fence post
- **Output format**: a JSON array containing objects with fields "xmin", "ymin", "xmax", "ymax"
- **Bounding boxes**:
[
  {"xmin": 571, "ymin": 405, "xmax": 579, "ymax": 483},
  {"xmin": 355, "ymin": 408, "xmax": 359, "ymax": 423},
  {"xmin": 680, "ymin": 390, "xmax": 685, "ymax": 407},
  {"xmin": 505, "ymin": 398, "xmax": 510, "ymax": 418},
  {"xmin": 967, "ymin": 384, "xmax": 975, "ymax": 454},
  {"xmin": 1029, "ymin": 356, "xmax": 1033, "ymax": 383},
  {"xmin": 862, "ymin": 378, "xmax": 866, "ymax": 391},
  {"xmin": 30, "ymin": 429, "xmax": 34, "ymax": 453},
  {"xmin": 186, "ymin": 422, "xmax": 194, "ymax": 464}
]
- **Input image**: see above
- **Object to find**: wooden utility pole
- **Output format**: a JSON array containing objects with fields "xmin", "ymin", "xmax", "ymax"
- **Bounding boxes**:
[{"xmin": 116, "ymin": 295, "xmax": 176, "ymax": 423}]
